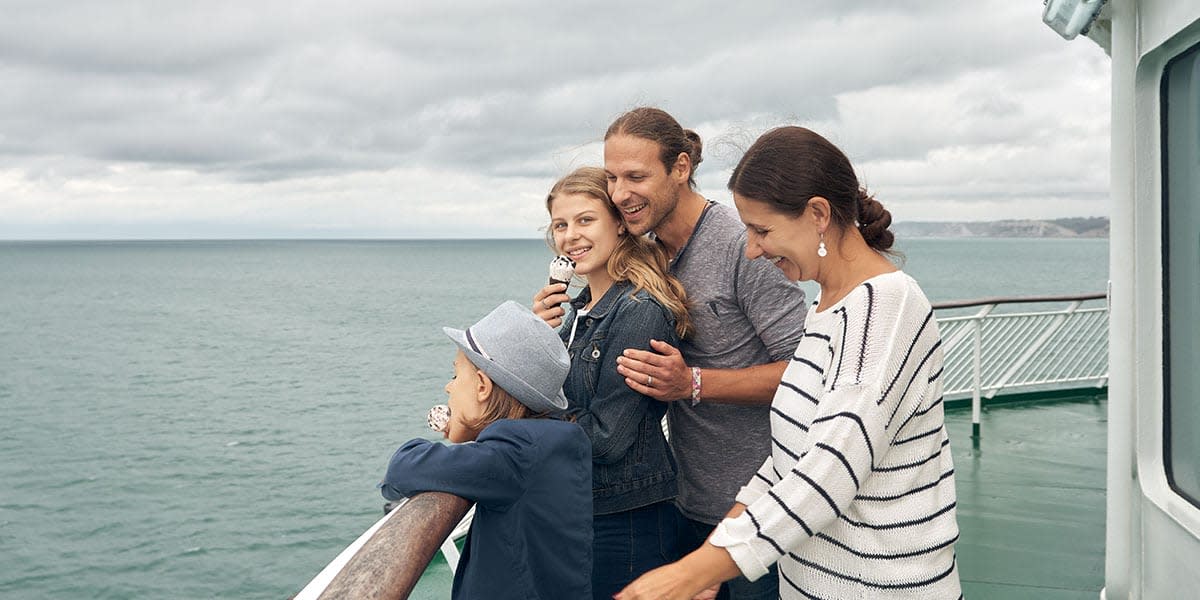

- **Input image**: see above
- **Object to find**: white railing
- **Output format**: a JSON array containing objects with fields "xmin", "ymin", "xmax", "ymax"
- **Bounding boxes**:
[{"xmin": 934, "ymin": 292, "xmax": 1109, "ymax": 438}]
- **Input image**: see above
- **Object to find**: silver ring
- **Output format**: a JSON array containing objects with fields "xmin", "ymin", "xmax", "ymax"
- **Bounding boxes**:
[{"xmin": 647, "ymin": 375, "xmax": 653, "ymax": 386}]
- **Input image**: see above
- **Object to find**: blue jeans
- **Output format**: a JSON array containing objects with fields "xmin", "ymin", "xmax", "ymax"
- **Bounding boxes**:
[
  {"xmin": 679, "ymin": 515, "xmax": 779, "ymax": 600},
  {"xmin": 592, "ymin": 500, "xmax": 682, "ymax": 600}
]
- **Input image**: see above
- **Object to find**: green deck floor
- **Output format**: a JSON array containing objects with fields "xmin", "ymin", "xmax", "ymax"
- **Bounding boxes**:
[{"xmin": 948, "ymin": 394, "xmax": 1107, "ymax": 599}]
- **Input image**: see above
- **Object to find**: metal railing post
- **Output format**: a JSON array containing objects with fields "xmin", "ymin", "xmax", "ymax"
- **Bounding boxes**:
[{"xmin": 972, "ymin": 315, "xmax": 983, "ymax": 440}]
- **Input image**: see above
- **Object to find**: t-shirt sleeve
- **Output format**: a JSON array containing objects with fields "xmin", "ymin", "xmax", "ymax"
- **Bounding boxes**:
[
  {"xmin": 379, "ymin": 421, "xmax": 536, "ymax": 507},
  {"xmin": 731, "ymin": 232, "xmax": 808, "ymax": 361}
]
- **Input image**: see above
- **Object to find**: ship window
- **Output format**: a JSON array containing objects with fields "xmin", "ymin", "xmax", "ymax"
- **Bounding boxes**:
[{"xmin": 1163, "ymin": 41, "xmax": 1200, "ymax": 509}]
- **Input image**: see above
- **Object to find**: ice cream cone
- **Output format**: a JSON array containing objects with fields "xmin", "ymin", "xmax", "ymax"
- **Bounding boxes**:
[{"xmin": 548, "ymin": 255, "xmax": 576, "ymax": 285}]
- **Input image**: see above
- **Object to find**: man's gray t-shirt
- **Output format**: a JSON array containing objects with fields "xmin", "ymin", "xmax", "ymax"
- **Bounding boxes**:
[{"xmin": 665, "ymin": 202, "xmax": 807, "ymax": 524}]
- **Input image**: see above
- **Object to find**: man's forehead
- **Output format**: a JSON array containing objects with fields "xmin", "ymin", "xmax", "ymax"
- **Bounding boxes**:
[{"xmin": 604, "ymin": 137, "xmax": 664, "ymax": 171}]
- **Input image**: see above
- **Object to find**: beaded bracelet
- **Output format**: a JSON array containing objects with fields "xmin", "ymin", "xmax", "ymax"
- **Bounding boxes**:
[{"xmin": 690, "ymin": 366, "xmax": 702, "ymax": 406}]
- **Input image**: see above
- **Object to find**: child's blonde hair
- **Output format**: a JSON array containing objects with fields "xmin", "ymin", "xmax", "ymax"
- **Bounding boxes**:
[{"xmin": 459, "ymin": 382, "xmax": 537, "ymax": 432}]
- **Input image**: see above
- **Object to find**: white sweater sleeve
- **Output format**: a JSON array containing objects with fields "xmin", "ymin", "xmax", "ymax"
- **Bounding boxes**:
[
  {"xmin": 734, "ymin": 454, "xmax": 777, "ymax": 507},
  {"xmin": 710, "ymin": 382, "xmax": 892, "ymax": 580}
]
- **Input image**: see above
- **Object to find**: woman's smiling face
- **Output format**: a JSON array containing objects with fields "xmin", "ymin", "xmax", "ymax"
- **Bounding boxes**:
[{"xmin": 734, "ymin": 192, "xmax": 816, "ymax": 282}]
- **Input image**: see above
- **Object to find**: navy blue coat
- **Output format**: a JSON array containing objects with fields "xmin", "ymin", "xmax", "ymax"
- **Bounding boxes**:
[{"xmin": 381, "ymin": 418, "xmax": 593, "ymax": 600}]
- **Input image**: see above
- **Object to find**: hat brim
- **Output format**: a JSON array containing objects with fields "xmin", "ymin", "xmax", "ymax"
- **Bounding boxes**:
[{"xmin": 443, "ymin": 326, "xmax": 569, "ymax": 414}]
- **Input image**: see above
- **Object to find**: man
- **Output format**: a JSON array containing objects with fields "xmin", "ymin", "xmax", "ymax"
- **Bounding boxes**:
[{"xmin": 604, "ymin": 107, "xmax": 807, "ymax": 599}]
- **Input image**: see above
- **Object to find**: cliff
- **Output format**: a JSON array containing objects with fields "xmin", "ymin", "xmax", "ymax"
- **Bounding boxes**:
[{"xmin": 892, "ymin": 217, "xmax": 1109, "ymax": 238}]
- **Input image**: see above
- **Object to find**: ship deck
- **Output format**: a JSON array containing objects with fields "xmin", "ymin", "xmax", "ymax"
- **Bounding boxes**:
[
  {"xmin": 949, "ymin": 392, "xmax": 1107, "ymax": 599},
  {"xmin": 409, "ymin": 392, "xmax": 1109, "ymax": 599}
]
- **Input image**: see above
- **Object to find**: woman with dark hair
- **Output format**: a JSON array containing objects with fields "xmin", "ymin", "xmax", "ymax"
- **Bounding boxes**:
[
  {"xmin": 617, "ymin": 127, "xmax": 961, "ymax": 600},
  {"xmin": 532, "ymin": 166, "xmax": 692, "ymax": 600}
]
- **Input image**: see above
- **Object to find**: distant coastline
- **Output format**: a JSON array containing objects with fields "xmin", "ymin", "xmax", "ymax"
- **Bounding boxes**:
[
  {"xmin": 893, "ymin": 217, "xmax": 1109, "ymax": 239},
  {"xmin": 0, "ymin": 217, "xmax": 1112, "ymax": 242}
]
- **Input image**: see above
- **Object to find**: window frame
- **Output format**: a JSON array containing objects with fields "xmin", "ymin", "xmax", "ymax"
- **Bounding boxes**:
[{"xmin": 1161, "ymin": 39, "xmax": 1200, "ymax": 511}]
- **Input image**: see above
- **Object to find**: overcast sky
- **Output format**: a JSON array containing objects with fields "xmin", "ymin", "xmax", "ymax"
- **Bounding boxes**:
[{"xmin": 0, "ymin": 1, "xmax": 1111, "ymax": 240}]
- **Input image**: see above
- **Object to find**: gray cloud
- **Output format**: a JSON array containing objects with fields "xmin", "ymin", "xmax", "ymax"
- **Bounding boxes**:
[{"xmin": 0, "ymin": 0, "xmax": 1111, "ymax": 238}]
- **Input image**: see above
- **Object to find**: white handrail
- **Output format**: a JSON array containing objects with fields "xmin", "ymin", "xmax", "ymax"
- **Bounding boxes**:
[{"xmin": 934, "ymin": 292, "xmax": 1109, "ymax": 439}]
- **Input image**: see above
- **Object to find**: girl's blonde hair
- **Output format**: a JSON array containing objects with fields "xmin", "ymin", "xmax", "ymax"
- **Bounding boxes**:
[
  {"xmin": 546, "ymin": 166, "xmax": 692, "ymax": 338},
  {"xmin": 459, "ymin": 372, "xmax": 569, "ymax": 432}
]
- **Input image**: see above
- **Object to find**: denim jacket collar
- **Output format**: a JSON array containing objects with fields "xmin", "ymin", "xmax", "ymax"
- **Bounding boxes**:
[{"xmin": 569, "ymin": 280, "xmax": 633, "ymax": 321}]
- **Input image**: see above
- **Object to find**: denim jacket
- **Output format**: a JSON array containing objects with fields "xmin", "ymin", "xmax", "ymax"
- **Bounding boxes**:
[{"xmin": 561, "ymin": 280, "xmax": 679, "ymax": 515}]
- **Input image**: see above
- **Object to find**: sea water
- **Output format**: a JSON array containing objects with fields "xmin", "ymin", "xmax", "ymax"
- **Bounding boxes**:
[{"xmin": 0, "ymin": 237, "xmax": 1107, "ymax": 599}]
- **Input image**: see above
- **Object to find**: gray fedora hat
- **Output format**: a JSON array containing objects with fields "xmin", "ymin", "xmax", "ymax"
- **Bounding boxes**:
[{"xmin": 443, "ymin": 300, "xmax": 570, "ymax": 414}]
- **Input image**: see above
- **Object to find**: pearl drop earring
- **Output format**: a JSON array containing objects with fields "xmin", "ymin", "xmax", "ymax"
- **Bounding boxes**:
[{"xmin": 817, "ymin": 232, "xmax": 827, "ymax": 258}]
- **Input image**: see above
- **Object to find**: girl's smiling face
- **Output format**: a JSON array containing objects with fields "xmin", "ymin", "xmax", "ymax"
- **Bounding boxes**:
[{"xmin": 550, "ymin": 192, "xmax": 624, "ymax": 280}]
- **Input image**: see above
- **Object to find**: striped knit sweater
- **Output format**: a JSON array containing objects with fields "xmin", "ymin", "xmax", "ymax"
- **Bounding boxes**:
[{"xmin": 710, "ymin": 271, "xmax": 961, "ymax": 599}]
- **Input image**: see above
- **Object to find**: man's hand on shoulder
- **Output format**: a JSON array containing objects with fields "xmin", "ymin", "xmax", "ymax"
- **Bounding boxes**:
[{"xmin": 617, "ymin": 339, "xmax": 691, "ymax": 401}]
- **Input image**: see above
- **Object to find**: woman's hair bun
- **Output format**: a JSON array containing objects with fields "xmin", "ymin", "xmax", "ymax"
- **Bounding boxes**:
[{"xmin": 857, "ymin": 190, "xmax": 894, "ymax": 252}]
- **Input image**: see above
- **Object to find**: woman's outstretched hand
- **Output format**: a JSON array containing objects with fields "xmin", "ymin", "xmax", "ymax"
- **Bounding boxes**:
[
  {"xmin": 612, "ymin": 561, "xmax": 699, "ymax": 600},
  {"xmin": 614, "ymin": 543, "xmax": 738, "ymax": 600},
  {"xmin": 532, "ymin": 283, "xmax": 571, "ymax": 328}
]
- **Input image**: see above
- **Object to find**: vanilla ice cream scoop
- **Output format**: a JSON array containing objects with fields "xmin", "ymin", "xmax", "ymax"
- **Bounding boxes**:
[
  {"xmin": 427, "ymin": 404, "xmax": 451, "ymax": 433},
  {"xmin": 548, "ymin": 255, "xmax": 576, "ymax": 285}
]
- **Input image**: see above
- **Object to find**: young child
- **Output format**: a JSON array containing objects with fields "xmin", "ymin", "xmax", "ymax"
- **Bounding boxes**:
[{"xmin": 379, "ymin": 300, "xmax": 593, "ymax": 600}]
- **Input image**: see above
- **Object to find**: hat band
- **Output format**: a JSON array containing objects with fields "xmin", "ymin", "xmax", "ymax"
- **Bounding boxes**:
[{"xmin": 465, "ymin": 327, "xmax": 492, "ymax": 361}]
